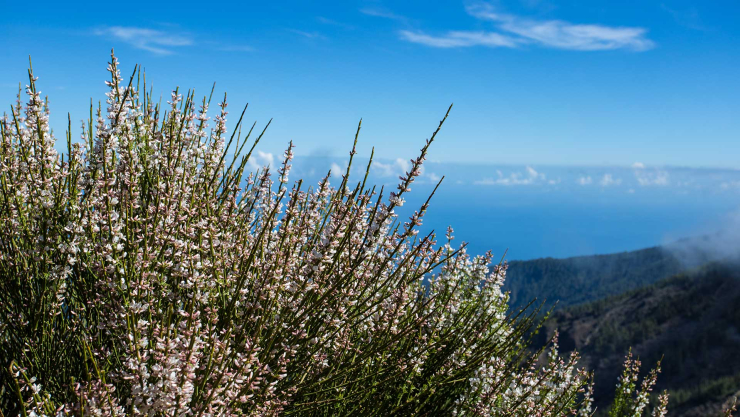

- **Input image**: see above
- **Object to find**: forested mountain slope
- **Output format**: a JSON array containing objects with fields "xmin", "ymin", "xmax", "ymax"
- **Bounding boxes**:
[
  {"xmin": 537, "ymin": 263, "xmax": 740, "ymax": 416},
  {"xmin": 504, "ymin": 246, "xmax": 691, "ymax": 312}
]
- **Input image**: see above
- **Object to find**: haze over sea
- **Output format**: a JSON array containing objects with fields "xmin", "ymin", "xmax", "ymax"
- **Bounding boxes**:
[{"xmin": 281, "ymin": 156, "xmax": 740, "ymax": 260}]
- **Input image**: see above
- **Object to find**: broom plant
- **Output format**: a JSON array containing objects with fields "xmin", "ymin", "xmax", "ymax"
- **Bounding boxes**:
[{"xmin": 0, "ymin": 51, "xmax": 683, "ymax": 416}]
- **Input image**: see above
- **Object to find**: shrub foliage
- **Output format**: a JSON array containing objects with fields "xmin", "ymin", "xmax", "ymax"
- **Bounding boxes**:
[{"xmin": 0, "ymin": 53, "xmax": 672, "ymax": 416}]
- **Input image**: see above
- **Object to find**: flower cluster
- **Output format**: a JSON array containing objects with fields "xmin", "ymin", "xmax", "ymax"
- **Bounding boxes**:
[{"xmin": 608, "ymin": 349, "xmax": 663, "ymax": 417}]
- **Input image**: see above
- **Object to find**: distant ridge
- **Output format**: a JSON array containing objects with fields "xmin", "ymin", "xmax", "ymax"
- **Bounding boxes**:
[
  {"xmin": 503, "ymin": 246, "xmax": 687, "ymax": 313},
  {"xmin": 500, "ymin": 229, "xmax": 740, "ymax": 313}
]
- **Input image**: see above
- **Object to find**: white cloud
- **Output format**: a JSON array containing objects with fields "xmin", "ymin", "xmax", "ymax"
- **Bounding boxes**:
[
  {"xmin": 94, "ymin": 26, "xmax": 192, "ymax": 55},
  {"xmin": 526, "ymin": 166, "xmax": 540, "ymax": 178},
  {"xmin": 396, "ymin": 158, "xmax": 411, "ymax": 175},
  {"xmin": 257, "ymin": 151, "xmax": 274, "ymax": 167},
  {"xmin": 634, "ymin": 169, "xmax": 669, "ymax": 186},
  {"xmin": 577, "ymin": 176, "xmax": 593, "ymax": 185},
  {"xmin": 721, "ymin": 181, "xmax": 740, "ymax": 190},
  {"xmin": 330, "ymin": 163, "xmax": 344, "ymax": 177},
  {"xmin": 599, "ymin": 174, "xmax": 622, "ymax": 186},
  {"xmin": 631, "ymin": 162, "xmax": 645, "ymax": 169},
  {"xmin": 372, "ymin": 158, "xmax": 412, "ymax": 178},
  {"xmin": 427, "ymin": 172, "xmax": 441, "ymax": 182},
  {"xmin": 475, "ymin": 166, "xmax": 545, "ymax": 186},
  {"xmin": 401, "ymin": 2, "xmax": 654, "ymax": 52},
  {"xmin": 372, "ymin": 161, "xmax": 394, "ymax": 177},
  {"xmin": 247, "ymin": 151, "xmax": 275, "ymax": 171}
]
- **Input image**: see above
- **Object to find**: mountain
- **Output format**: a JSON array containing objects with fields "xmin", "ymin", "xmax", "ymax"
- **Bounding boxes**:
[
  {"xmin": 536, "ymin": 262, "xmax": 740, "ymax": 416},
  {"xmin": 503, "ymin": 246, "xmax": 692, "ymax": 313}
]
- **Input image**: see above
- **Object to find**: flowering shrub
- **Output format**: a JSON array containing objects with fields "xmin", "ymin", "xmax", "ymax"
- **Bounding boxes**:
[
  {"xmin": 0, "ymin": 52, "xmax": 704, "ymax": 416},
  {"xmin": 608, "ymin": 350, "xmax": 666, "ymax": 417}
]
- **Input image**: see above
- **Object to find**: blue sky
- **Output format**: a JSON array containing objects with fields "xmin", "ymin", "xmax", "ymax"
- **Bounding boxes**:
[
  {"xmin": 2, "ymin": 0, "xmax": 739, "ymax": 167},
  {"xmin": 3, "ymin": 0, "xmax": 740, "ymax": 259}
]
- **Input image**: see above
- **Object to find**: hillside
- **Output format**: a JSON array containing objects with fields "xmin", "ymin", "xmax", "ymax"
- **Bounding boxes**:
[
  {"xmin": 537, "ymin": 262, "xmax": 740, "ymax": 416},
  {"xmin": 503, "ymin": 246, "xmax": 692, "ymax": 312}
]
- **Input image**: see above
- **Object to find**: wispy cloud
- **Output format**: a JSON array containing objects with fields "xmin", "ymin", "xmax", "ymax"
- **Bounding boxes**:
[
  {"xmin": 399, "ymin": 30, "xmax": 518, "ymax": 48},
  {"xmin": 94, "ymin": 26, "xmax": 192, "ymax": 55},
  {"xmin": 317, "ymin": 16, "xmax": 355, "ymax": 30},
  {"xmin": 216, "ymin": 44, "xmax": 255, "ymax": 52},
  {"xmin": 661, "ymin": 4, "xmax": 708, "ymax": 31},
  {"xmin": 519, "ymin": 0, "xmax": 557, "ymax": 13},
  {"xmin": 401, "ymin": 2, "xmax": 654, "ymax": 52},
  {"xmin": 360, "ymin": 7, "xmax": 407, "ymax": 22},
  {"xmin": 577, "ymin": 176, "xmax": 593, "ymax": 185},
  {"xmin": 288, "ymin": 29, "xmax": 327, "ymax": 39}
]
